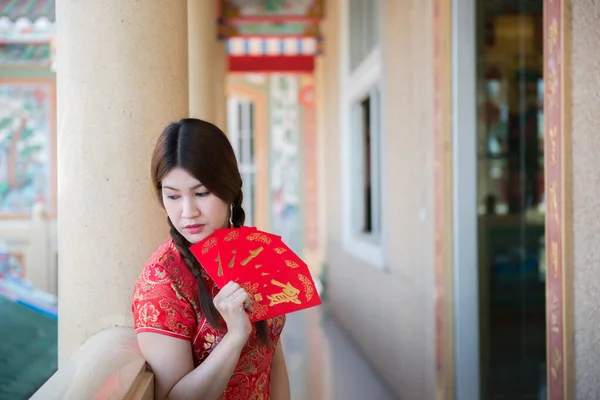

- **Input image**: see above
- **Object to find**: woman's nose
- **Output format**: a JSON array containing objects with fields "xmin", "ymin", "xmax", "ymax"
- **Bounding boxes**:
[{"xmin": 181, "ymin": 197, "xmax": 200, "ymax": 218}]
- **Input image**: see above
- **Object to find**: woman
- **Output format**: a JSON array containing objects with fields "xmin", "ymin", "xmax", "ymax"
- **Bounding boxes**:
[{"xmin": 131, "ymin": 118, "xmax": 290, "ymax": 400}]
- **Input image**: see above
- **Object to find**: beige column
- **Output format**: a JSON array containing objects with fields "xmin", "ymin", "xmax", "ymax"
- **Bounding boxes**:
[
  {"xmin": 214, "ymin": 41, "xmax": 229, "ymax": 132},
  {"xmin": 309, "ymin": 56, "xmax": 326, "ymax": 277},
  {"xmin": 55, "ymin": 0, "xmax": 188, "ymax": 363},
  {"xmin": 188, "ymin": 0, "xmax": 227, "ymax": 127}
]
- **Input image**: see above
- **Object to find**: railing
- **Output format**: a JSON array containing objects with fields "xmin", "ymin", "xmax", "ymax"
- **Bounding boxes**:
[{"xmin": 31, "ymin": 327, "xmax": 154, "ymax": 400}]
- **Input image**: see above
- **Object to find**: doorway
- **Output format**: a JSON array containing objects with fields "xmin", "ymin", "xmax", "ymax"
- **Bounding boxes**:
[{"xmin": 453, "ymin": 0, "xmax": 546, "ymax": 398}]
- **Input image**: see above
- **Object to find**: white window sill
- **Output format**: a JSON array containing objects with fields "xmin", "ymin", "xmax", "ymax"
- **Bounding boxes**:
[{"xmin": 342, "ymin": 233, "xmax": 385, "ymax": 269}]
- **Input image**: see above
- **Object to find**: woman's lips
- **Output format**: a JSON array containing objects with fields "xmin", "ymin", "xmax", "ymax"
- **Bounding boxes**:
[{"xmin": 184, "ymin": 224, "xmax": 205, "ymax": 234}]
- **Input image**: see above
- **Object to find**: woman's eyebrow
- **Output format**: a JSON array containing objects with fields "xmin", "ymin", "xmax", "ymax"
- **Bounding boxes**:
[{"xmin": 162, "ymin": 183, "xmax": 204, "ymax": 191}]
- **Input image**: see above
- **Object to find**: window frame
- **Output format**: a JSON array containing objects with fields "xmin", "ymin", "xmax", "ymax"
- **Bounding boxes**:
[
  {"xmin": 227, "ymin": 96, "xmax": 256, "ymax": 226},
  {"xmin": 339, "ymin": 0, "xmax": 386, "ymax": 269}
]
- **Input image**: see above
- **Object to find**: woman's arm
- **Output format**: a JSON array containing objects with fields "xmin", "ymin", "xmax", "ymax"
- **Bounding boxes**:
[
  {"xmin": 137, "ymin": 331, "xmax": 247, "ymax": 400},
  {"xmin": 269, "ymin": 340, "xmax": 291, "ymax": 400},
  {"xmin": 137, "ymin": 282, "xmax": 254, "ymax": 400}
]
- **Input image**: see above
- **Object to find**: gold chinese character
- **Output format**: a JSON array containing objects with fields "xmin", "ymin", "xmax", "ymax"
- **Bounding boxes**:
[
  {"xmin": 215, "ymin": 255, "xmax": 223, "ymax": 277},
  {"xmin": 551, "ymin": 241, "xmax": 559, "ymax": 278},
  {"xmin": 551, "ymin": 311, "xmax": 560, "ymax": 333},
  {"xmin": 551, "ymin": 346, "xmax": 562, "ymax": 380},
  {"xmin": 547, "ymin": 63, "xmax": 558, "ymax": 109},
  {"xmin": 551, "ymin": 293, "xmax": 559, "ymax": 310},
  {"xmin": 241, "ymin": 247, "xmax": 264, "ymax": 266},
  {"xmin": 227, "ymin": 250, "xmax": 236, "ymax": 269},
  {"xmin": 548, "ymin": 19, "xmax": 558, "ymax": 55},
  {"xmin": 549, "ymin": 182, "xmax": 559, "ymax": 224},
  {"xmin": 549, "ymin": 292, "xmax": 561, "ymax": 332},
  {"xmin": 267, "ymin": 280, "xmax": 302, "ymax": 306},
  {"xmin": 549, "ymin": 126, "xmax": 557, "ymax": 165}
]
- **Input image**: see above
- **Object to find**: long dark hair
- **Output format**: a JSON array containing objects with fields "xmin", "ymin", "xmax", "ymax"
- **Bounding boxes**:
[{"xmin": 150, "ymin": 118, "xmax": 268, "ymax": 343}]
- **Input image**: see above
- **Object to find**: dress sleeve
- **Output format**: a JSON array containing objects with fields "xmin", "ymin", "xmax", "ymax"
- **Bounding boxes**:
[{"xmin": 131, "ymin": 263, "xmax": 196, "ymax": 341}]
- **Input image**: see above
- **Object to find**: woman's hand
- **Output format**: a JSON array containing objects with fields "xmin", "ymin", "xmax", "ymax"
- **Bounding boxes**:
[{"xmin": 213, "ymin": 281, "xmax": 253, "ymax": 343}]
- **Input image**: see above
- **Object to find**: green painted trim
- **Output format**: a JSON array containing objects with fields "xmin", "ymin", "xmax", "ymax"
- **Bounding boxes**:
[
  {"xmin": 25, "ymin": 0, "xmax": 38, "ymax": 15},
  {"xmin": 0, "ymin": 68, "xmax": 55, "ymax": 79}
]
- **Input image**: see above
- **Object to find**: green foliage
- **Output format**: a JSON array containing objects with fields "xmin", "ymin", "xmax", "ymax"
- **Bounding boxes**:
[
  {"xmin": 0, "ymin": 117, "xmax": 13, "ymax": 131},
  {"xmin": 19, "ymin": 128, "xmax": 35, "ymax": 141},
  {"xmin": 19, "ymin": 144, "xmax": 42, "ymax": 158},
  {"xmin": 0, "ymin": 181, "xmax": 8, "ymax": 201}
]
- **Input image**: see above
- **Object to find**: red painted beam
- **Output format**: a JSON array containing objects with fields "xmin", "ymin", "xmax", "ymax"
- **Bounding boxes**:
[{"xmin": 228, "ymin": 55, "xmax": 314, "ymax": 73}]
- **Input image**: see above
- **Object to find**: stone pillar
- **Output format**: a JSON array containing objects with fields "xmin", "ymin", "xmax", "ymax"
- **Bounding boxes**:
[
  {"xmin": 314, "ymin": 55, "xmax": 326, "ymax": 276},
  {"xmin": 214, "ymin": 41, "xmax": 229, "ymax": 132},
  {"xmin": 188, "ymin": 0, "xmax": 227, "ymax": 127},
  {"xmin": 56, "ymin": 0, "xmax": 189, "ymax": 363}
]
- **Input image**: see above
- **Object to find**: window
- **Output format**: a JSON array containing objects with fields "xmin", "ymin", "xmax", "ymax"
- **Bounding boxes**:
[
  {"xmin": 340, "ymin": 0, "xmax": 384, "ymax": 268},
  {"xmin": 227, "ymin": 97, "xmax": 256, "ymax": 226},
  {"xmin": 352, "ymin": 89, "xmax": 382, "ymax": 237},
  {"xmin": 349, "ymin": 0, "xmax": 379, "ymax": 71}
]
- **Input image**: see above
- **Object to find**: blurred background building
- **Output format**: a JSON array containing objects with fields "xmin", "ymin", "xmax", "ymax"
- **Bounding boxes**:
[{"xmin": 0, "ymin": 0, "xmax": 598, "ymax": 399}]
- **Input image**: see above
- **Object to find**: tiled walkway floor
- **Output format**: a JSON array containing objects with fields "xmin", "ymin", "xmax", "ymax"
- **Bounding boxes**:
[
  {"xmin": 282, "ymin": 305, "xmax": 399, "ymax": 400},
  {"xmin": 0, "ymin": 296, "xmax": 57, "ymax": 400}
]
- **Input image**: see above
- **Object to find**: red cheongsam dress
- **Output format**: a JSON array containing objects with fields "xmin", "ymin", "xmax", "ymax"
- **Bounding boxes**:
[{"xmin": 131, "ymin": 238, "xmax": 286, "ymax": 400}]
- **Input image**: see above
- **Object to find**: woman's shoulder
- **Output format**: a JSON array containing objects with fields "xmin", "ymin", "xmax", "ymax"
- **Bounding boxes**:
[
  {"xmin": 145, "ymin": 237, "xmax": 181, "ymax": 271},
  {"xmin": 131, "ymin": 238, "xmax": 198, "ymax": 340},
  {"xmin": 133, "ymin": 238, "xmax": 196, "ymax": 302}
]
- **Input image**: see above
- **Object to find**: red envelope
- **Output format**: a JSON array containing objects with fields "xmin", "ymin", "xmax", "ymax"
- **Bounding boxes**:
[
  {"xmin": 240, "ymin": 266, "xmax": 322, "ymax": 322},
  {"xmin": 231, "ymin": 230, "xmax": 281, "ymax": 284},
  {"xmin": 270, "ymin": 238, "xmax": 310, "ymax": 271},
  {"xmin": 190, "ymin": 227, "xmax": 322, "ymax": 320},
  {"xmin": 190, "ymin": 234, "xmax": 224, "ymax": 286},
  {"xmin": 213, "ymin": 227, "xmax": 256, "ymax": 284},
  {"xmin": 234, "ymin": 236, "xmax": 308, "ymax": 285}
]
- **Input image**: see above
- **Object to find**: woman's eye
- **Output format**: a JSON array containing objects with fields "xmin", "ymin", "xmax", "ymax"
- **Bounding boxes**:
[
  {"xmin": 196, "ymin": 192, "xmax": 210, "ymax": 197},
  {"xmin": 165, "ymin": 195, "xmax": 180, "ymax": 200}
]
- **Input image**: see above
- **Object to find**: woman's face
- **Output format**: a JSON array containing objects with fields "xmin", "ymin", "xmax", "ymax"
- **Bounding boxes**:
[{"xmin": 161, "ymin": 167, "xmax": 229, "ymax": 244}]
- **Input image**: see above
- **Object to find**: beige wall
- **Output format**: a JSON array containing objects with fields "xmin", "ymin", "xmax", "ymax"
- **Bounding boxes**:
[
  {"xmin": 0, "ymin": 217, "xmax": 57, "ymax": 295},
  {"xmin": 570, "ymin": 0, "xmax": 600, "ymax": 397},
  {"xmin": 321, "ymin": 0, "xmax": 436, "ymax": 397}
]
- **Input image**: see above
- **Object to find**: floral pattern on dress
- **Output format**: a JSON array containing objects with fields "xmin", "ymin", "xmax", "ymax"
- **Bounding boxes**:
[
  {"xmin": 132, "ymin": 238, "xmax": 286, "ymax": 399},
  {"xmin": 203, "ymin": 333, "xmax": 223, "ymax": 353}
]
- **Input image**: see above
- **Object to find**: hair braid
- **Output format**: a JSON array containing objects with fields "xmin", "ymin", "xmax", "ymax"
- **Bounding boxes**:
[
  {"xmin": 231, "ymin": 190, "xmax": 269, "ymax": 343},
  {"xmin": 231, "ymin": 191, "xmax": 246, "ymax": 228},
  {"xmin": 168, "ymin": 217, "xmax": 221, "ymax": 329}
]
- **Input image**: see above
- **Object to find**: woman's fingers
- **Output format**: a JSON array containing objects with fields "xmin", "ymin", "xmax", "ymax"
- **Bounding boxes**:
[
  {"xmin": 215, "ymin": 282, "xmax": 244, "ymax": 304},
  {"xmin": 214, "ymin": 283, "xmax": 255, "ymax": 315},
  {"xmin": 215, "ymin": 287, "xmax": 248, "ymax": 309},
  {"xmin": 217, "ymin": 281, "xmax": 241, "ymax": 298},
  {"xmin": 229, "ymin": 289, "xmax": 250, "ymax": 306}
]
